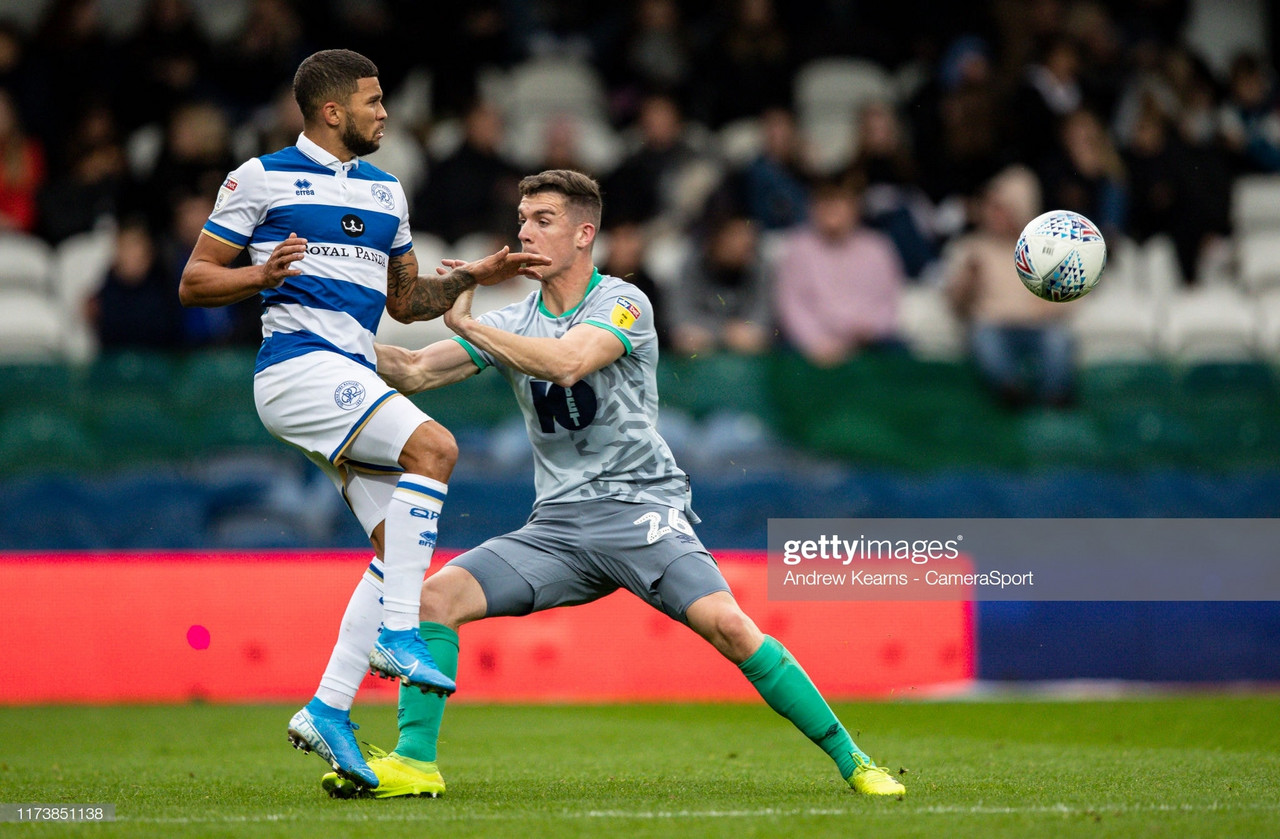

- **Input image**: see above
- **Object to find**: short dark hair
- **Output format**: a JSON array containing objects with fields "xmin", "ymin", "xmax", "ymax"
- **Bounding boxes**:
[
  {"xmin": 519, "ymin": 169, "xmax": 603, "ymax": 227},
  {"xmin": 293, "ymin": 49, "xmax": 379, "ymax": 122}
]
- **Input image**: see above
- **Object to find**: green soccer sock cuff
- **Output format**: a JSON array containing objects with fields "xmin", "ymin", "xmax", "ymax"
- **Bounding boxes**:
[
  {"xmin": 393, "ymin": 621, "xmax": 459, "ymax": 763},
  {"xmin": 739, "ymin": 635, "xmax": 867, "ymax": 780}
]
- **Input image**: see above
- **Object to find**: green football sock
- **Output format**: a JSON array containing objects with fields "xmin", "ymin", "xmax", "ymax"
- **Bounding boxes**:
[
  {"xmin": 738, "ymin": 635, "xmax": 867, "ymax": 780},
  {"xmin": 393, "ymin": 621, "xmax": 459, "ymax": 763}
]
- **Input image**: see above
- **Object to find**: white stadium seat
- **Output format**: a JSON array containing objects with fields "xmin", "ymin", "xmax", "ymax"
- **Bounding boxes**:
[
  {"xmin": 794, "ymin": 58, "xmax": 895, "ymax": 121},
  {"xmin": 51, "ymin": 227, "xmax": 115, "ymax": 308},
  {"xmin": 1159, "ymin": 285, "xmax": 1258, "ymax": 361},
  {"xmin": 642, "ymin": 231, "xmax": 693, "ymax": 289},
  {"xmin": 363, "ymin": 126, "xmax": 426, "ymax": 201},
  {"xmin": 716, "ymin": 117, "xmax": 764, "ymax": 167},
  {"xmin": 507, "ymin": 58, "xmax": 607, "ymax": 122},
  {"xmin": 897, "ymin": 284, "xmax": 965, "ymax": 360},
  {"xmin": 1253, "ymin": 288, "xmax": 1280, "ymax": 360},
  {"xmin": 1231, "ymin": 173, "xmax": 1280, "ymax": 234},
  {"xmin": 1236, "ymin": 230, "xmax": 1280, "ymax": 293},
  {"xmin": 0, "ymin": 290, "xmax": 65, "ymax": 360},
  {"xmin": 1070, "ymin": 286, "xmax": 1162, "ymax": 363},
  {"xmin": 0, "ymin": 232, "xmax": 53, "ymax": 293}
]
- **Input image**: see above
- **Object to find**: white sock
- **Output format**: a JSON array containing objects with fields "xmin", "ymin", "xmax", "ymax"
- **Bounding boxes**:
[
  {"xmin": 315, "ymin": 558, "xmax": 385, "ymax": 711},
  {"xmin": 381, "ymin": 474, "xmax": 447, "ymax": 631}
]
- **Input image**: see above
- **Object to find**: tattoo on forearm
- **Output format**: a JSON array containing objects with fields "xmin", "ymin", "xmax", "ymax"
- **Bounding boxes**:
[
  {"xmin": 387, "ymin": 257, "xmax": 415, "ymax": 299},
  {"xmin": 387, "ymin": 257, "xmax": 478, "ymax": 321}
]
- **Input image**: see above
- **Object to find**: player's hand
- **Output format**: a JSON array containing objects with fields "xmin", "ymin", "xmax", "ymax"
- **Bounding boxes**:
[
  {"xmin": 461, "ymin": 245, "xmax": 551, "ymax": 286},
  {"xmin": 444, "ymin": 287, "xmax": 476, "ymax": 334},
  {"xmin": 261, "ymin": 233, "xmax": 307, "ymax": 288},
  {"xmin": 434, "ymin": 258, "xmax": 465, "ymax": 276}
]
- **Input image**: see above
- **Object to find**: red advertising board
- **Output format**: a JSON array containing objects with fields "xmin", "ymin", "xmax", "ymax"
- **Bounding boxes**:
[{"xmin": 0, "ymin": 551, "xmax": 973, "ymax": 703}]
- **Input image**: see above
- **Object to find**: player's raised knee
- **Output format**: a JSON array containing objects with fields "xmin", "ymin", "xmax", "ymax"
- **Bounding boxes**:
[{"xmin": 399, "ymin": 420, "xmax": 458, "ymax": 476}]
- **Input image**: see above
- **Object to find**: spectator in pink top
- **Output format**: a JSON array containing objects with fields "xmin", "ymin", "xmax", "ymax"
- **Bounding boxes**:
[{"xmin": 774, "ymin": 174, "xmax": 906, "ymax": 367}]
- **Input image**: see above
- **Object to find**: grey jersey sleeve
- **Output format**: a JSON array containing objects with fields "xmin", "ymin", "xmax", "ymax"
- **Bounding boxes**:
[
  {"xmin": 581, "ymin": 285, "xmax": 657, "ymax": 357},
  {"xmin": 449, "ymin": 304, "xmax": 527, "ymax": 370}
]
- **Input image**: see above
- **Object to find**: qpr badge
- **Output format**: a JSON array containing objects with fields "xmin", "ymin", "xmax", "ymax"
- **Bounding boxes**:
[
  {"xmin": 371, "ymin": 183, "xmax": 395, "ymax": 210},
  {"xmin": 334, "ymin": 380, "xmax": 366, "ymax": 410}
]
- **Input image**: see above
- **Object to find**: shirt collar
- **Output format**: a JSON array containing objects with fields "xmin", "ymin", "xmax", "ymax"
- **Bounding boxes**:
[{"xmin": 296, "ymin": 132, "xmax": 360, "ymax": 172}]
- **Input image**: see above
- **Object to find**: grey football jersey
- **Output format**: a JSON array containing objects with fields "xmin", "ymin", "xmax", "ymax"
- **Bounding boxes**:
[{"xmin": 454, "ymin": 269, "xmax": 692, "ymax": 513}]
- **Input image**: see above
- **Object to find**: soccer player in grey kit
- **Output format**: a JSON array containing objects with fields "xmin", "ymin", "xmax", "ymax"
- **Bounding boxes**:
[{"xmin": 331, "ymin": 169, "xmax": 905, "ymax": 798}]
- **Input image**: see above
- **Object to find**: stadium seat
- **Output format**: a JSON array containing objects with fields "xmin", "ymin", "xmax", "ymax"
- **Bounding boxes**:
[
  {"xmin": 451, "ymin": 231, "xmax": 508, "ymax": 262},
  {"xmin": 716, "ymin": 117, "xmax": 763, "ymax": 166},
  {"xmin": 375, "ymin": 312, "xmax": 454, "ymax": 350},
  {"xmin": 1096, "ymin": 234, "xmax": 1141, "ymax": 294},
  {"xmin": 1131, "ymin": 234, "xmax": 1184, "ymax": 299},
  {"xmin": 0, "ymin": 232, "xmax": 53, "ymax": 293},
  {"xmin": 52, "ymin": 227, "xmax": 114, "ymax": 304},
  {"xmin": 897, "ymin": 284, "xmax": 965, "ymax": 360},
  {"xmin": 1236, "ymin": 230, "xmax": 1280, "ymax": 294},
  {"xmin": 174, "ymin": 349, "xmax": 255, "ymax": 412},
  {"xmin": 794, "ymin": 58, "xmax": 895, "ymax": 121},
  {"xmin": 0, "ymin": 290, "xmax": 65, "ymax": 361},
  {"xmin": 642, "ymin": 231, "xmax": 693, "ymax": 288},
  {"xmin": 363, "ymin": 126, "xmax": 426, "ymax": 200},
  {"xmin": 1070, "ymin": 286, "xmax": 1162, "ymax": 363},
  {"xmin": 799, "ymin": 118, "xmax": 857, "ymax": 175},
  {"xmin": 0, "ymin": 408, "xmax": 98, "ymax": 471},
  {"xmin": 1251, "ymin": 288, "xmax": 1280, "ymax": 359},
  {"xmin": 1159, "ymin": 285, "xmax": 1258, "ymax": 361},
  {"xmin": 502, "ymin": 112, "xmax": 623, "ymax": 173},
  {"xmin": 424, "ymin": 116, "xmax": 465, "ymax": 160},
  {"xmin": 409, "ymin": 230, "xmax": 449, "ymax": 270},
  {"xmin": 1231, "ymin": 173, "xmax": 1280, "ymax": 234},
  {"xmin": 506, "ymin": 58, "xmax": 607, "ymax": 122}
]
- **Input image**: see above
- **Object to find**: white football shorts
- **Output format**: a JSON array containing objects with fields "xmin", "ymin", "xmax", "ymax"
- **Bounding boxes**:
[{"xmin": 253, "ymin": 350, "xmax": 431, "ymax": 535}]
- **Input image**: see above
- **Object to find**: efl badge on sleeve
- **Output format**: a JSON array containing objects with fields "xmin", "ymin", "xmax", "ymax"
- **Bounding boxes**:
[
  {"xmin": 214, "ymin": 177, "xmax": 238, "ymax": 212},
  {"xmin": 610, "ymin": 297, "xmax": 642, "ymax": 330}
]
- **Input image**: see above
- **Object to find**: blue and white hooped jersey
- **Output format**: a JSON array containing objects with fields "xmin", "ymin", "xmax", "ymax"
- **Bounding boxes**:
[{"xmin": 202, "ymin": 133, "xmax": 413, "ymax": 374}]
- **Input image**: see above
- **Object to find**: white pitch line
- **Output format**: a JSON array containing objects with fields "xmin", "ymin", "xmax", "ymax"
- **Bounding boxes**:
[{"xmin": 117, "ymin": 801, "xmax": 1280, "ymax": 825}]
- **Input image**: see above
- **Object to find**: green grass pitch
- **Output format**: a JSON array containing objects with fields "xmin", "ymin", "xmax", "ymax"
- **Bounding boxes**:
[{"xmin": 1, "ymin": 696, "xmax": 1277, "ymax": 838}]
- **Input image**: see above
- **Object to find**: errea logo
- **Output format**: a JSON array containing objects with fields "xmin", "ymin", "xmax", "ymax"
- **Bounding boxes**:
[{"xmin": 294, "ymin": 178, "xmax": 315, "ymax": 196}]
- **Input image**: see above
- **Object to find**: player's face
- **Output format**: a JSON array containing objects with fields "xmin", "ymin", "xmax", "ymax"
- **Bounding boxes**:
[
  {"xmin": 516, "ymin": 192, "xmax": 587, "ymax": 280},
  {"xmin": 339, "ymin": 76, "xmax": 386, "ymax": 157}
]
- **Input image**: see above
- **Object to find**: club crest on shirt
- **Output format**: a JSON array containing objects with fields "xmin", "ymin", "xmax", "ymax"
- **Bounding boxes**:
[
  {"xmin": 334, "ymin": 380, "xmax": 366, "ymax": 410},
  {"xmin": 371, "ymin": 183, "xmax": 395, "ymax": 210},
  {"xmin": 610, "ymin": 296, "xmax": 642, "ymax": 330}
]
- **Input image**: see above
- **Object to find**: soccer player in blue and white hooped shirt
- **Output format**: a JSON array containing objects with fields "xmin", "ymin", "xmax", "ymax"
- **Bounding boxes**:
[{"xmin": 178, "ymin": 49, "xmax": 549, "ymax": 790}]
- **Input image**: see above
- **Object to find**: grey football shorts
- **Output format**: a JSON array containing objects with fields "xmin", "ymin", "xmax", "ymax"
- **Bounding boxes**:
[{"xmin": 448, "ymin": 498, "xmax": 730, "ymax": 623}]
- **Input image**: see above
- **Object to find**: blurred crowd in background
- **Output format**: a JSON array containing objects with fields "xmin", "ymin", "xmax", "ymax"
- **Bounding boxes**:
[{"xmin": 1, "ymin": 0, "xmax": 1277, "ymax": 403}]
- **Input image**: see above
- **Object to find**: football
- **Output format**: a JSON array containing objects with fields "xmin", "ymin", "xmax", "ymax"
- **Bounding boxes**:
[{"xmin": 1014, "ymin": 210, "xmax": 1107, "ymax": 302}]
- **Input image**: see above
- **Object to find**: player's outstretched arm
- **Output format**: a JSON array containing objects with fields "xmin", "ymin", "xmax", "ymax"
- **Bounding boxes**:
[
  {"xmin": 384, "ymin": 246, "xmax": 551, "ymax": 324},
  {"xmin": 445, "ymin": 288, "xmax": 624, "ymax": 387},
  {"xmin": 179, "ymin": 232, "xmax": 306, "ymax": 308},
  {"xmin": 375, "ymin": 339, "xmax": 479, "ymax": 394}
]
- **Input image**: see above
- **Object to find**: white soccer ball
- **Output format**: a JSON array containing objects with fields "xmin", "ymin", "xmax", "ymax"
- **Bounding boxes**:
[{"xmin": 1014, "ymin": 210, "xmax": 1107, "ymax": 302}]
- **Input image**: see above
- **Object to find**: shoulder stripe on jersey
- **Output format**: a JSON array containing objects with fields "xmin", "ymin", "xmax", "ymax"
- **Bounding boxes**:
[
  {"xmin": 202, "ymin": 220, "xmax": 249, "ymax": 248},
  {"xmin": 451, "ymin": 336, "xmax": 489, "ymax": 370},
  {"xmin": 254, "ymin": 330, "xmax": 376, "ymax": 374},
  {"xmin": 253, "ymin": 204, "xmax": 400, "ymax": 253},
  {"xmin": 260, "ymin": 147, "xmax": 336, "ymax": 176},
  {"xmin": 348, "ymin": 164, "xmax": 398, "ymax": 183},
  {"xmin": 261, "ymin": 275, "xmax": 387, "ymax": 333},
  {"xmin": 583, "ymin": 319, "xmax": 633, "ymax": 355}
]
